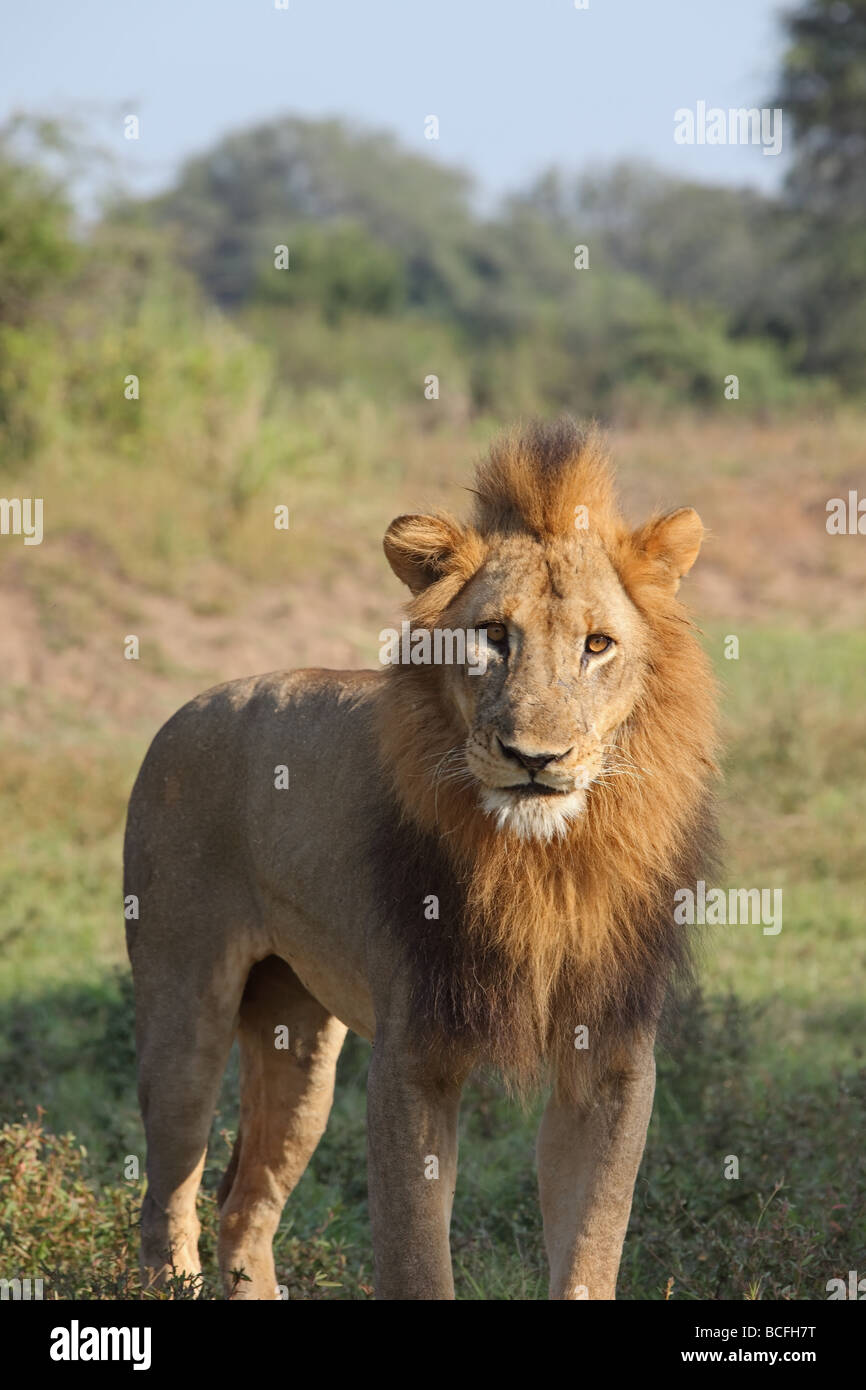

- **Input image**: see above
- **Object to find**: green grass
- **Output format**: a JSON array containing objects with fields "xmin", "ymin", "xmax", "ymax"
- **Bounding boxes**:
[
  {"xmin": 710, "ymin": 624, "xmax": 866, "ymax": 1085},
  {"xmin": 1, "ymin": 623, "xmax": 863, "ymax": 1299}
]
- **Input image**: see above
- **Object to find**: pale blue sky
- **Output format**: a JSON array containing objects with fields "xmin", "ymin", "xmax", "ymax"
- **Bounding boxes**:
[{"xmin": 1, "ymin": 0, "xmax": 791, "ymax": 204}]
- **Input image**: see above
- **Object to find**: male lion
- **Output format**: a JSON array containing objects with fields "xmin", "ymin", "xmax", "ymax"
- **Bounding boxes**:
[{"xmin": 124, "ymin": 418, "xmax": 717, "ymax": 1300}]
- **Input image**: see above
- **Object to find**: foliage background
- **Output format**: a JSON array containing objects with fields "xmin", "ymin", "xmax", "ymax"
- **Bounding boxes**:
[{"xmin": 0, "ymin": 0, "xmax": 864, "ymax": 1300}]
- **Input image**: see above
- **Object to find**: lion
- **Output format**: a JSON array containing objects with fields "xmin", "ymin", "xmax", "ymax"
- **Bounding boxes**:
[{"xmin": 124, "ymin": 418, "xmax": 718, "ymax": 1300}]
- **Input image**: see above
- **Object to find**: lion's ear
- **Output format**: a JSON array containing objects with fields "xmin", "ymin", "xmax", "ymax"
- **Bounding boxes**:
[
  {"xmin": 634, "ymin": 507, "xmax": 704, "ymax": 591},
  {"xmin": 383, "ymin": 512, "xmax": 466, "ymax": 594}
]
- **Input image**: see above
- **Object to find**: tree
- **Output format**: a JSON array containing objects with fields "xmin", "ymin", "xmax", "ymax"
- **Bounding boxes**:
[
  {"xmin": 0, "ymin": 117, "xmax": 78, "ymax": 324},
  {"xmin": 775, "ymin": 0, "xmax": 866, "ymax": 215},
  {"xmin": 772, "ymin": 0, "xmax": 866, "ymax": 384},
  {"xmin": 138, "ymin": 116, "xmax": 482, "ymax": 314}
]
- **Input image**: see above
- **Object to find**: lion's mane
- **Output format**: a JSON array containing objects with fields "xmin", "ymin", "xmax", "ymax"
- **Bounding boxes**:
[{"xmin": 373, "ymin": 420, "xmax": 719, "ymax": 1100}]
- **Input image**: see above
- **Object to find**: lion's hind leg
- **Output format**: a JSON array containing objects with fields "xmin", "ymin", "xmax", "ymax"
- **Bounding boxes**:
[
  {"xmin": 133, "ymin": 941, "xmax": 247, "ymax": 1296},
  {"xmin": 217, "ymin": 955, "xmax": 347, "ymax": 1300}
]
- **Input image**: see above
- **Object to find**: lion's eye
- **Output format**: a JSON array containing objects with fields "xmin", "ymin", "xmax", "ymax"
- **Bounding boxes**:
[
  {"xmin": 483, "ymin": 622, "xmax": 508, "ymax": 646},
  {"xmin": 585, "ymin": 633, "xmax": 612, "ymax": 654}
]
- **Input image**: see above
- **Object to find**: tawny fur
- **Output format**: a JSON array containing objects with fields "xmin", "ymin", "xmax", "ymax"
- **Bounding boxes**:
[
  {"xmin": 124, "ymin": 415, "xmax": 720, "ymax": 1300},
  {"xmin": 377, "ymin": 419, "xmax": 719, "ymax": 1102}
]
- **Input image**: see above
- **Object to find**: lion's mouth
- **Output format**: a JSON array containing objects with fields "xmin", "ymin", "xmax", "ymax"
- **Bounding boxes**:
[{"xmin": 502, "ymin": 782, "xmax": 570, "ymax": 798}]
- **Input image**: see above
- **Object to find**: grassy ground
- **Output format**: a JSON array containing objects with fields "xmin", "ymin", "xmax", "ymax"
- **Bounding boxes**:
[{"xmin": 1, "ymin": 408, "xmax": 864, "ymax": 1299}]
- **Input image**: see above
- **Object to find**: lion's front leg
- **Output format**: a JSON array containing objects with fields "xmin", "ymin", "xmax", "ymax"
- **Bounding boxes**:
[
  {"xmin": 536, "ymin": 1035, "xmax": 656, "ymax": 1300},
  {"xmin": 366, "ymin": 1031, "xmax": 464, "ymax": 1300}
]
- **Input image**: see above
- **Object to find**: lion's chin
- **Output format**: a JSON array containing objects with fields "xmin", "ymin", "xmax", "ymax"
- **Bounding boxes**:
[{"xmin": 480, "ymin": 786, "xmax": 587, "ymax": 842}]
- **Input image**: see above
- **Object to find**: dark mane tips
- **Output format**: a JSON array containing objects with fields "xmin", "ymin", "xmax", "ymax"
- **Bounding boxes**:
[{"xmin": 471, "ymin": 417, "xmax": 620, "ymax": 539}]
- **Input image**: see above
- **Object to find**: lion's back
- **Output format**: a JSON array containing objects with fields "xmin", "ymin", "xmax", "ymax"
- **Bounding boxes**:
[{"xmin": 123, "ymin": 667, "xmax": 382, "ymax": 922}]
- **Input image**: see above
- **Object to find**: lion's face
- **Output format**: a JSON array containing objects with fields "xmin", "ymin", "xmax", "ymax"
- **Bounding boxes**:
[
  {"xmin": 384, "ymin": 456, "xmax": 703, "ymax": 844},
  {"xmin": 441, "ymin": 532, "xmax": 650, "ymax": 841}
]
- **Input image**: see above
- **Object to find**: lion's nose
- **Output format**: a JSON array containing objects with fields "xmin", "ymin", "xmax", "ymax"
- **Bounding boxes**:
[{"xmin": 497, "ymin": 738, "xmax": 573, "ymax": 772}]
